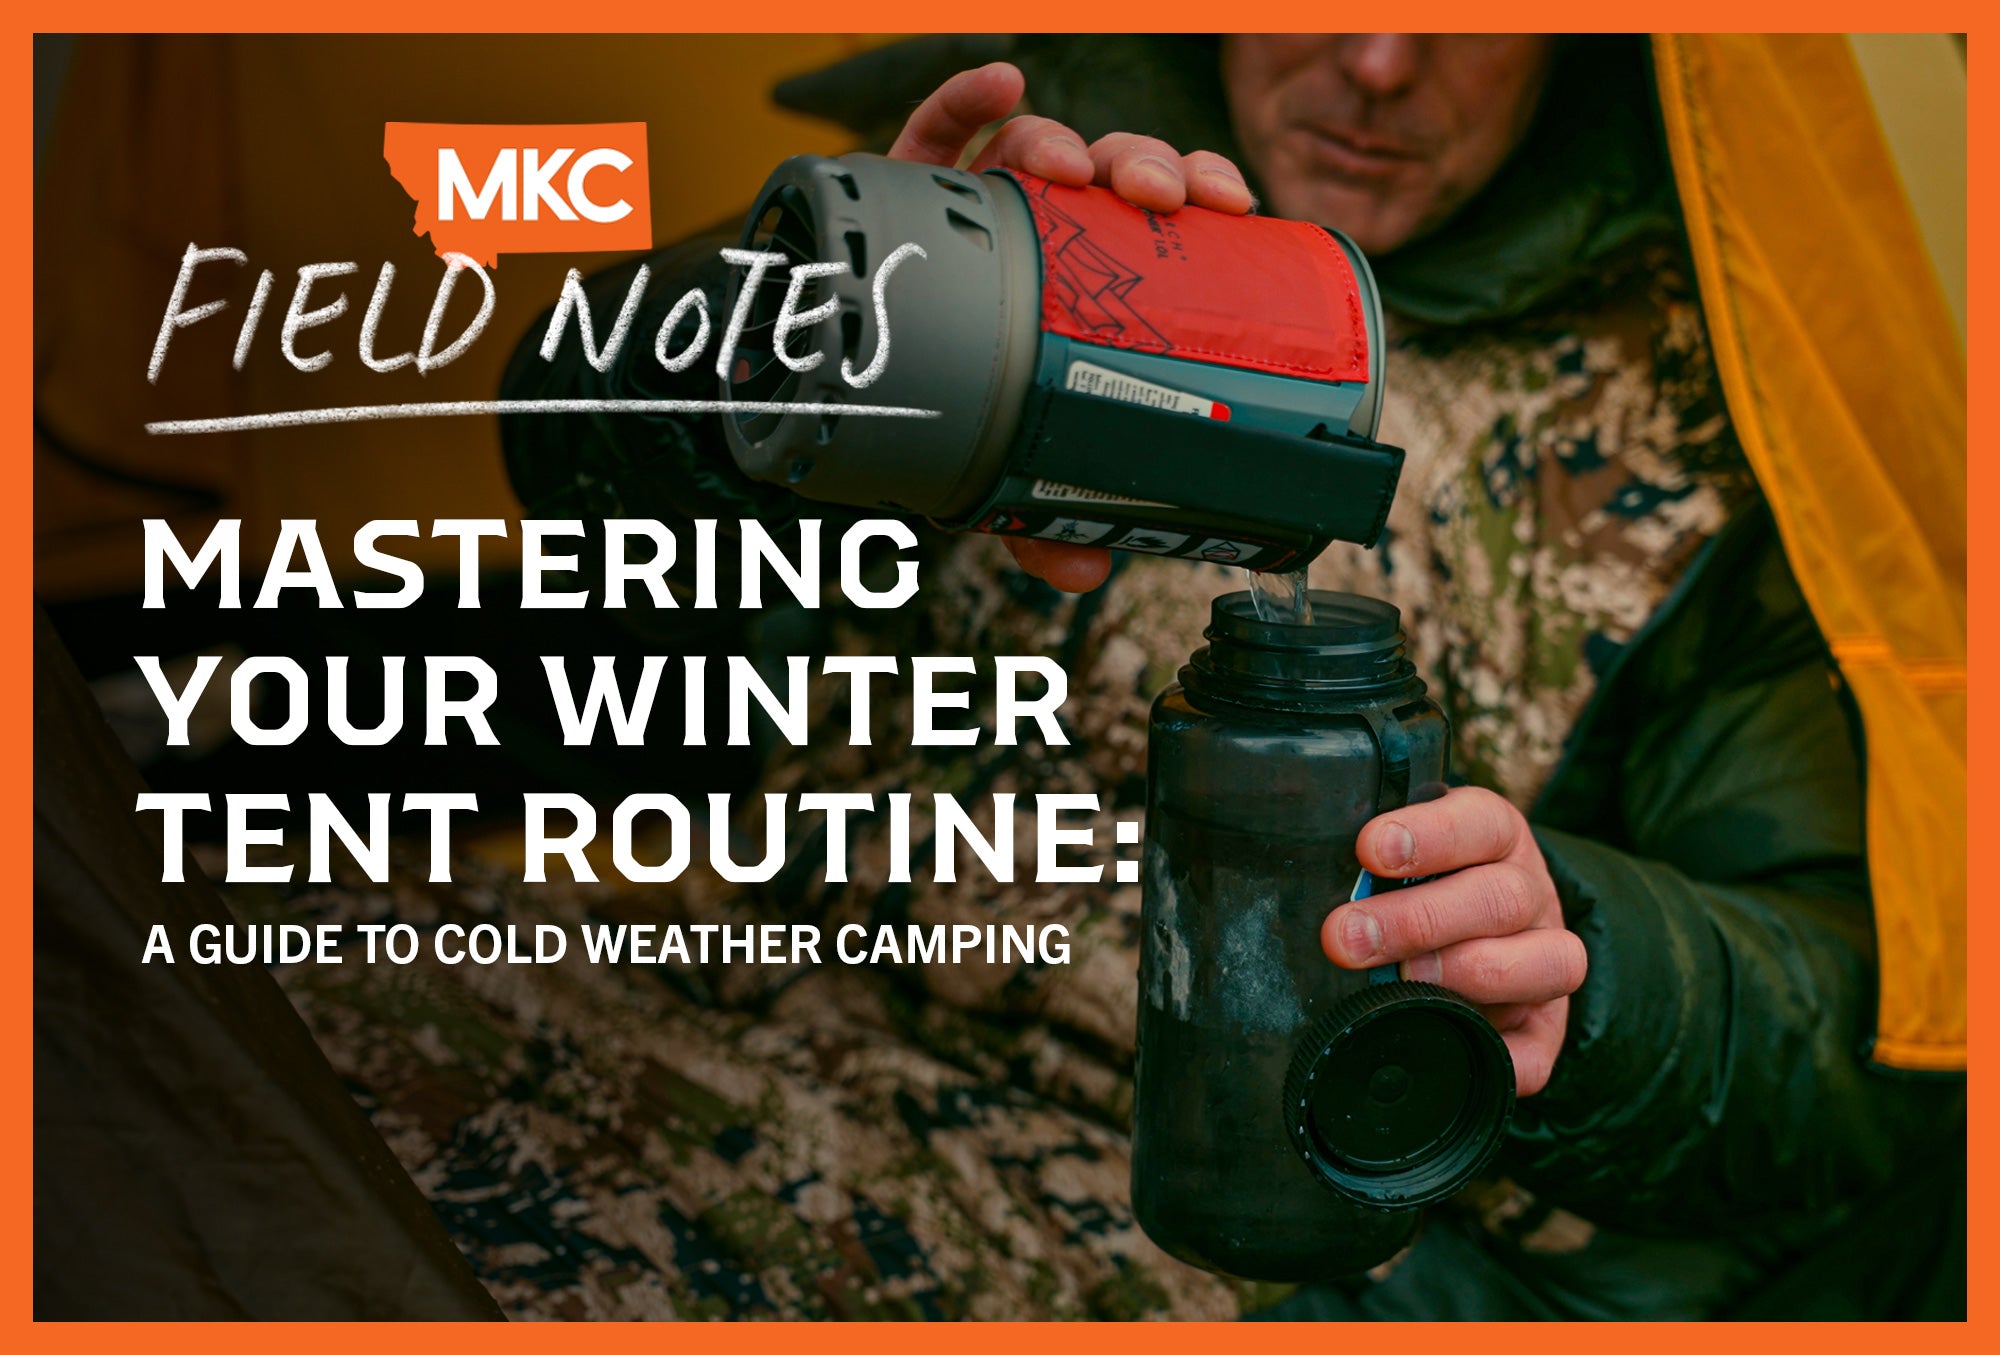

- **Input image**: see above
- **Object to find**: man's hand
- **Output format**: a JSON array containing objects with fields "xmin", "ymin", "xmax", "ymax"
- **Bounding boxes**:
[
  {"xmin": 1320, "ymin": 787, "xmax": 1585, "ymax": 1095},
  {"xmin": 888, "ymin": 62, "xmax": 1255, "ymax": 594}
]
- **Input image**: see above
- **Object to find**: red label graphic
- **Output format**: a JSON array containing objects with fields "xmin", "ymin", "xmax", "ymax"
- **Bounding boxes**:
[
  {"xmin": 1005, "ymin": 172, "xmax": 1369, "ymax": 384},
  {"xmin": 383, "ymin": 123, "xmax": 652, "ymax": 266}
]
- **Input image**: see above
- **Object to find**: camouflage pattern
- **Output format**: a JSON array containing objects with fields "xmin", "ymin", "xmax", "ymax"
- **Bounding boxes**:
[
  {"xmin": 1311, "ymin": 239, "xmax": 1756, "ymax": 803},
  {"xmin": 221, "ymin": 842, "xmax": 1245, "ymax": 1321},
  {"xmin": 228, "ymin": 234, "xmax": 1752, "ymax": 1319}
]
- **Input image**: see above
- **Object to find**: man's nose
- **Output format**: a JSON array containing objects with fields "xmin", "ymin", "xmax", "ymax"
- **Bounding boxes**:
[{"xmin": 1336, "ymin": 35, "xmax": 1422, "ymax": 98}]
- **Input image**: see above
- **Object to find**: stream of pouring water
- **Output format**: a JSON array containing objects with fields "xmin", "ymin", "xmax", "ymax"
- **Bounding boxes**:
[{"xmin": 1244, "ymin": 566, "xmax": 1314, "ymax": 625}]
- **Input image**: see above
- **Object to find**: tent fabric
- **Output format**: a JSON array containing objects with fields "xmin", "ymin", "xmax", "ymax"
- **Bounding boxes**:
[
  {"xmin": 1652, "ymin": 34, "xmax": 1966, "ymax": 1071},
  {"xmin": 34, "ymin": 608, "xmax": 505, "ymax": 1318}
]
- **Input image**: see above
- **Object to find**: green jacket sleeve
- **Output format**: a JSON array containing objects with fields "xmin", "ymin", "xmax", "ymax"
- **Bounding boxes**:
[{"xmin": 1510, "ymin": 508, "xmax": 1964, "ymax": 1236}]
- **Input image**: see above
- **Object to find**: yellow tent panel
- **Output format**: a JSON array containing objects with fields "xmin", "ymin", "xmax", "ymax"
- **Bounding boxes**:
[{"xmin": 1654, "ymin": 34, "xmax": 1966, "ymax": 1071}]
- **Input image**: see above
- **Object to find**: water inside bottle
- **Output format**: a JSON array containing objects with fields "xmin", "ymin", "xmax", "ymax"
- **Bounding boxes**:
[{"xmin": 1244, "ymin": 567, "xmax": 1314, "ymax": 625}]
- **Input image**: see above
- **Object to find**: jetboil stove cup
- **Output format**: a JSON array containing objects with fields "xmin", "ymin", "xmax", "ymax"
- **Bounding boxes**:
[
  {"xmin": 720, "ymin": 152, "xmax": 1404, "ymax": 573},
  {"xmin": 1134, "ymin": 591, "xmax": 1516, "ymax": 1280}
]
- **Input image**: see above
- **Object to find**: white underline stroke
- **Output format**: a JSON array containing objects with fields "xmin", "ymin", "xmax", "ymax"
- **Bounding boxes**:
[{"xmin": 145, "ymin": 399, "xmax": 943, "ymax": 436}]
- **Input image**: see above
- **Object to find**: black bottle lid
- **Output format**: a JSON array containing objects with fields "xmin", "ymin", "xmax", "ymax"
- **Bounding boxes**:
[
  {"xmin": 1183, "ymin": 589, "xmax": 1423, "ymax": 712},
  {"xmin": 1282, "ymin": 980, "xmax": 1516, "ymax": 1209}
]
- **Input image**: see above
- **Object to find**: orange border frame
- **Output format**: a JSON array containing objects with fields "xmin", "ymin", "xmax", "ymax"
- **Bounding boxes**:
[{"xmin": 14, "ymin": 1, "xmax": 1986, "ymax": 1340}]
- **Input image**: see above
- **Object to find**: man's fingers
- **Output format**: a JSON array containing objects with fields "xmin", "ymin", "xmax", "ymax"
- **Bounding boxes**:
[
  {"xmin": 968, "ymin": 114, "xmax": 1093, "ymax": 184},
  {"xmin": 888, "ymin": 63, "xmax": 1026, "ymax": 167},
  {"xmin": 1088, "ymin": 133, "xmax": 1191, "ymax": 212},
  {"xmin": 1398, "ymin": 930, "xmax": 1587, "ymax": 1006},
  {"xmin": 1500, "ymin": 1000, "xmax": 1568, "ymax": 1097},
  {"xmin": 1477, "ymin": 1002, "xmax": 1538, "ymax": 1033},
  {"xmin": 1003, "ymin": 536, "xmax": 1113, "ymax": 592},
  {"xmin": 1322, "ymin": 861, "xmax": 1542, "ymax": 967},
  {"xmin": 1180, "ymin": 149, "xmax": 1255, "ymax": 214},
  {"xmin": 1358, "ymin": 785, "xmax": 1525, "ymax": 879}
]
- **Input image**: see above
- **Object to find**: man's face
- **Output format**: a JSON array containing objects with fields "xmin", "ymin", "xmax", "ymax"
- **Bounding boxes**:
[{"xmin": 1221, "ymin": 35, "xmax": 1557, "ymax": 255}]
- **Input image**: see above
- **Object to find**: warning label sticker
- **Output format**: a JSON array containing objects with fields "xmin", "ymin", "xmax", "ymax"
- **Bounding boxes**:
[
  {"xmin": 1034, "ymin": 517, "xmax": 1116, "ymax": 544},
  {"xmin": 1110, "ymin": 527, "xmax": 1191, "ymax": 555},
  {"xmin": 1183, "ymin": 536, "xmax": 1260, "ymax": 564},
  {"xmin": 1065, "ymin": 360, "xmax": 1230, "ymax": 421}
]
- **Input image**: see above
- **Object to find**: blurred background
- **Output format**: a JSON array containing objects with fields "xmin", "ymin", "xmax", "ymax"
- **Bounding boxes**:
[
  {"xmin": 34, "ymin": 35, "xmax": 913, "ymax": 819},
  {"xmin": 35, "ymin": 35, "xmax": 878, "ymax": 598}
]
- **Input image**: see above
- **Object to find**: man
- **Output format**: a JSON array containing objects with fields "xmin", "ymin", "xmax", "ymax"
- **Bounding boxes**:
[{"xmin": 349, "ymin": 35, "xmax": 1960, "ymax": 1318}]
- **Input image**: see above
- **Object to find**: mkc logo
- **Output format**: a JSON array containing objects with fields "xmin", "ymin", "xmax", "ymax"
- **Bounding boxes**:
[
  {"xmin": 383, "ymin": 123, "xmax": 652, "ymax": 266},
  {"xmin": 439, "ymin": 146, "xmax": 635, "ymax": 223}
]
